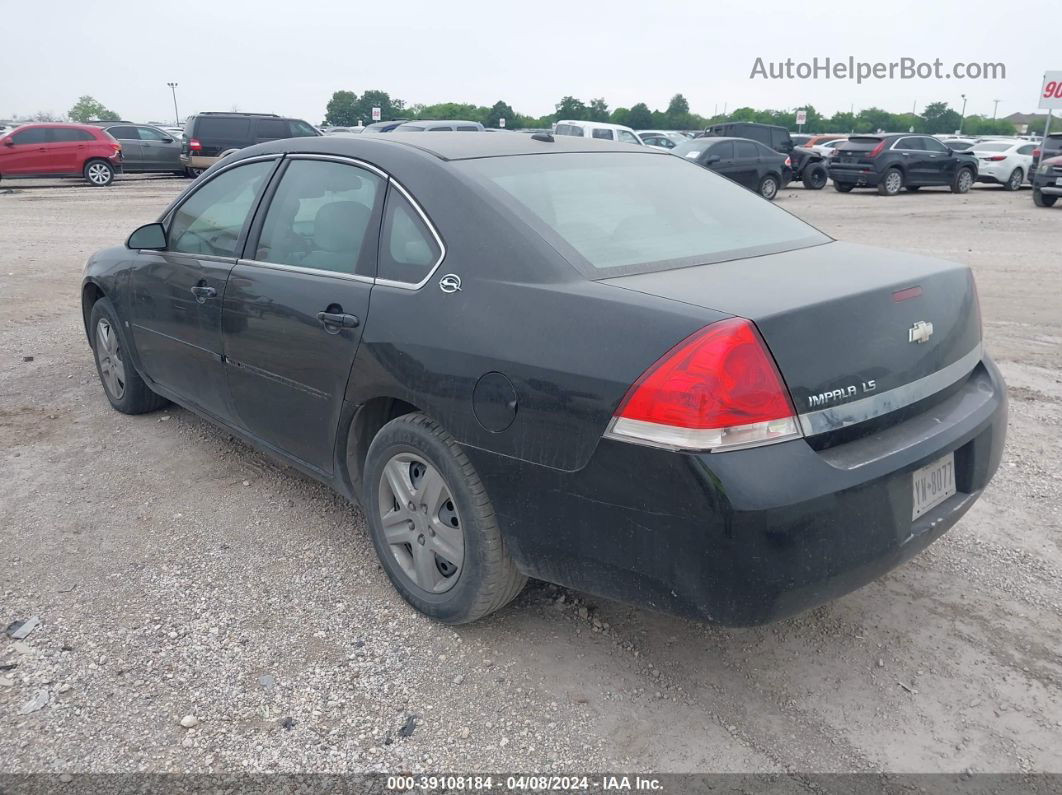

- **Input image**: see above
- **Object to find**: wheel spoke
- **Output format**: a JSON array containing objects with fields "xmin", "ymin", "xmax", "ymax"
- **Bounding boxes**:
[
  {"xmin": 381, "ymin": 508, "xmax": 414, "ymax": 544},
  {"xmin": 430, "ymin": 516, "xmax": 464, "ymax": 568},
  {"xmin": 383, "ymin": 459, "xmax": 414, "ymax": 507},
  {"xmin": 416, "ymin": 466, "xmax": 447, "ymax": 515},
  {"xmin": 412, "ymin": 542, "xmax": 440, "ymax": 591}
]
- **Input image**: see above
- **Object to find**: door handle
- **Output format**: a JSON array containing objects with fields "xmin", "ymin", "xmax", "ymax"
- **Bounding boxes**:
[
  {"xmin": 317, "ymin": 311, "xmax": 359, "ymax": 332},
  {"xmin": 190, "ymin": 285, "xmax": 217, "ymax": 303}
]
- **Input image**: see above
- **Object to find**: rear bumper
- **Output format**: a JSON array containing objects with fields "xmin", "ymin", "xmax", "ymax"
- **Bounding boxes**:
[
  {"xmin": 179, "ymin": 154, "xmax": 218, "ymax": 170},
  {"xmin": 466, "ymin": 356, "xmax": 1007, "ymax": 626},
  {"xmin": 828, "ymin": 165, "xmax": 880, "ymax": 186}
]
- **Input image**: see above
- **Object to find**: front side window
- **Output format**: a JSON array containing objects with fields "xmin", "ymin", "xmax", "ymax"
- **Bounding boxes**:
[
  {"xmin": 456, "ymin": 125, "xmax": 479, "ymax": 132},
  {"xmin": 428, "ymin": 125, "xmax": 453, "ymax": 132},
  {"xmin": 168, "ymin": 160, "xmax": 275, "ymax": 257},
  {"xmin": 735, "ymin": 141, "xmax": 758, "ymax": 158},
  {"xmin": 710, "ymin": 141, "xmax": 735, "ymax": 160},
  {"xmin": 138, "ymin": 127, "xmax": 170, "ymax": 141},
  {"xmin": 290, "ymin": 120, "xmax": 319, "ymax": 137},
  {"xmin": 378, "ymin": 189, "xmax": 442, "ymax": 284},
  {"xmin": 254, "ymin": 159, "xmax": 382, "ymax": 274},
  {"xmin": 460, "ymin": 152, "xmax": 828, "ymax": 276},
  {"xmin": 11, "ymin": 128, "xmax": 50, "ymax": 145}
]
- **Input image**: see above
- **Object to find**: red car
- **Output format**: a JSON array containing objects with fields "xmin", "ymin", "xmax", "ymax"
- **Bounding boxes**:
[{"xmin": 0, "ymin": 123, "xmax": 123, "ymax": 186}]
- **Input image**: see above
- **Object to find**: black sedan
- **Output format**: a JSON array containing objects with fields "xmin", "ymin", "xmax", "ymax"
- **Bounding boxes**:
[
  {"xmin": 671, "ymin": 136, "xmax": 790, "ymax": 199},
  {"xmin": 81, "ymin": 134, "xmax": 1006, "ymax": 626}
]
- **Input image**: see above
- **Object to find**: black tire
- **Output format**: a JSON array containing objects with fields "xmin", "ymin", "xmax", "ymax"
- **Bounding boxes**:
[
  {"xmin": 951, "ymin": 167, "xmax": 974, "ymax": 194},
  {"xmin": 88, "ymin": 297, "xmax": 169, "ymax": 414},
  {"xmin": 833, "ymin": 181, "xmax": 854, "ymax": 193},
  {"xmin": 184, "ymin": 167, "xmax": 202, "ymax": 179},
  {"xmin": 802, "ymin": 163, "xmax": 828, "ymax": 190},
  {"xmin": 878, "ymin": 168, "xmax": 903, "ymax": 196},
  {"xmin": 1003, "ymin": 168, "xmax": 1023, "ymax": 192},
  {"xmin": 1033, "ymin": 189, "xmax": 1058, "ymax": 208},
  {"xmin": 758, "ymin": 174, "xmax": 780, "ymax": 200},
  {"xmin": 364, "ymin": 413, "xmax": 526, "ymax": 624},
  {"xmin": 83, "ymin": 159, "xmax": 115, "ymax": 187},
  {"xmin": 906, "ymin": 185, "xmax": 922, "ymax": 192}
]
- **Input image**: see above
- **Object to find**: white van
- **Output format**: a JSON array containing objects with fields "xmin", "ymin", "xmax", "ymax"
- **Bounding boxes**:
[{"xmin": 553, "ymin": 120, "xmax": 644, "ymax": 145}]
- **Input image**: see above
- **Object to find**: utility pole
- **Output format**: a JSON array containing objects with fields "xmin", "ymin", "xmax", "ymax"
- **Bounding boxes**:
[
  {"xmin": 992, "ymin": 99, "xmax": 1001, "ymax": 119},
  {"xmin": 167, "ymin": 82, "xmax": 180, "ymax": 126},
  {"xmin": 958, "ymin": 94, "xmax": 968, "ymax": 134}
]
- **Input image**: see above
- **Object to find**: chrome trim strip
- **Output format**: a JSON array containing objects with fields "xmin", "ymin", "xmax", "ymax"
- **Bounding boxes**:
[
  {"xmin": 286, "ymin": 153, "xmax": 388, "ymax": 178},
  {"xmin": 372, "ymin": 177, "xmax": 447, "ymax": 291},
  {"xmin": 237, "ymin": 258, "xmax": 375, "ymax": 284},
  {"xmin": 797, "ymin": 344, "xmax": 983, "ymax": 437}
]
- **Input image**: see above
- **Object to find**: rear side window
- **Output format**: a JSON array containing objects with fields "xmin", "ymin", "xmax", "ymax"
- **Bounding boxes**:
[
  {"xmin": 254, "ymin": 159, "xmax": 382, "ymax": 274},
  {"xmin": 735, "ymin": 141, "xmax": 758, "ymax": 158},
  {"xmin": 378, "ymin": 189, "xmax": 442, "ymax": 285},
  {"xmin": 1018, "ymin": 144, "xmax": 1036, "ymax": 155},
  {"xmin": 428, "ymin": 125, "xmax": 453, "ymax": 132},
  {"xmin": 196, "ymin": 117, "xmax": 252, "ymax": 141},
  {"xmin": 168, "ymin": 160, "xmax": 274, "ymax": 257},
  {"xmin": 554, "ymin": 124, "xmax": 580, "ymax": 137},
  {"xmin": 710, "ymin": 141, "xmax": 735, "ymax": 160},
  {"xmin": 11, "ymin": 128, "xmax": 50, "ymax": 145},
  {"xmin": 255, "ymin": 118, "xmax": 290, "ymax": 139},
  {"xmin": 922, "ymin": 137, "xmax": 949, "ymax": 153},
  {"xmin": 289, "ymin": 120, "xmax": 318, "ymax": 137},
  {"xmin": 617, "ymin": 130, "xmax": 640, "ymax": 144},
  {"xmin": 592, "ymin": 128, "xmax": 614, "ymax": 140},
  {"xmin": 894, "ymin": 137, "xmax": 924, "ymax": 151},
  {"xmin": 107, "ymin": 126, "xmax": 139, "ymax": 140},
  {"xmin": 52, "ymin": 128, "xmax": 96, "ymax": 142},
  {"xmin": 769, "ymin": 128, "xmax": 788, "ymax": 149},
  {"xmin": 456, "ymin": 125, "xmax": 479, "ymax": 132},
  {"xmin": 138, "ymin": 127, "xmax": 171, "ymax": 141}
]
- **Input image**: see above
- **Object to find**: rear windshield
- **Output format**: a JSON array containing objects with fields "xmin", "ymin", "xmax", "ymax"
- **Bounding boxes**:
[
  {"xmin": 458, "ymin": 152, "xmax": 828, "ymax": 276},
  {"xmin": 841, "ymin": 137, "xmax": 883, "ymax": 150}
]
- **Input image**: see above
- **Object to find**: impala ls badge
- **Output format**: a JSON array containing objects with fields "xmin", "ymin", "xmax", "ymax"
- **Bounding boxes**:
[
  {"xmin": 439, "ymin": 274, "xmax": 462, "ymax": 294},
  {"xmin": 908, "ymin": 320, "xmax": 934, "ymax": 344}
]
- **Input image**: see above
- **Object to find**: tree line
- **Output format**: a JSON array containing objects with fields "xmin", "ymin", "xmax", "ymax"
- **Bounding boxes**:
[{"xmin": 323, "ymin": 90, "xmax": 1018, "ymax": 136}]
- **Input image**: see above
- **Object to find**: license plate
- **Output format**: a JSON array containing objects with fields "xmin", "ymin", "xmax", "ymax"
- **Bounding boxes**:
[
  {"xmin": 912, "ymin": 453, "xmax": 956, "ymax": 520},
  {"xmin": 1055, "ymin": 177, "xmax": 1062, "ymax": 186}
]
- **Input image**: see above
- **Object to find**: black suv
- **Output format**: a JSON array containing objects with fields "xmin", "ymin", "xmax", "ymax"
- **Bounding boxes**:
[
  {"xmin": 1032, "ymin": 154, "xmax": 1062, "ymax": 208},
  {"xmin": 829, "ymin": 134, "xmax": 978, "ymax": 196},
  {"xmin": 702, "ymin": 122, "xmax": 828, "ymax": 189},
  {"xmin": 180, "ymin": 112, "xmax": 319, "ymax": 177}
]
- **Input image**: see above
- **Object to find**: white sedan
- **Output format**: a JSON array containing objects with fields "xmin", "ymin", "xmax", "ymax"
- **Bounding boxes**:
[{"xmin": 970, "ymin": 140, "xmax": 1038, "ymax": 191}]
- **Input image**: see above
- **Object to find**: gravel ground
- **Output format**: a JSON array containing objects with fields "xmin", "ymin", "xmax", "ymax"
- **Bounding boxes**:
[{"xmin": 1, "ymin": 174, "xmax": 1060, "ymax": 774}]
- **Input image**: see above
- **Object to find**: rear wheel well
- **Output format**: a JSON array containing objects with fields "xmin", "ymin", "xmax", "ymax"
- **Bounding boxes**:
[
  {"xmin": 81, "ymin": 282, "xmax": 105, "ymax": 341},
  {"xmin": 343, "ymin": 396, "xmax": 422, "ymax": 501}
]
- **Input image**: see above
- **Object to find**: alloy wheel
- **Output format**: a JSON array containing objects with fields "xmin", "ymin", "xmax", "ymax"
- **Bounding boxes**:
[
  {"xmin": 885, "ymin": 171, "xmax": 902, "ymax": 194},
  {"xmin": 87, "ymin": 163, "xmax": 111, "ymax": 185},
  {"xmin": 377, "ymin": 452, "xmax": 464, "ymax": 593},
  {"xmin": 95, "ymin": 318, "xmax": 126, "ymax": 399},
  {"xmin": 1007, "ymin": 170, "xmax": 1022, "ymax": 190},
  {"xmin": 760, "ymin": 177, "xmax": 778, "ymax": 200},
  {"xmin": 958, "ymin": 170, "xmax": 972, "ymax": 192}
]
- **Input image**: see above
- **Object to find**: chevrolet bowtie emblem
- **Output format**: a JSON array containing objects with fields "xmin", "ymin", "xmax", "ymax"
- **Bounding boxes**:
[{"xmin": 908, "ymin": 321, "xmax": 934, "ymax": 344}]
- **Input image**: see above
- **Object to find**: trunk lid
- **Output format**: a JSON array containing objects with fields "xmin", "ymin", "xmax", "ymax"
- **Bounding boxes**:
[
  {"xmin": 833, "ymin": 136, "xmax": 883, "ymax": 167},
  {"xmin": 601, "ymin": 241, "xmax": 981, "ymax": 432}
]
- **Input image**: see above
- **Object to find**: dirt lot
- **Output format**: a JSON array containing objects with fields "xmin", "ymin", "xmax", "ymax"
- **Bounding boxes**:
[{"xmin": 1, "ymin": 175, "xmax": 1060, "ymax": 775}]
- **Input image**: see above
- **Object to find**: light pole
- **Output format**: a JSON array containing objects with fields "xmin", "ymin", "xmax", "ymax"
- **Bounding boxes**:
[
  {"xmin": 992, "ymin": 99, "xmax": 1001, "ymax": 120},
  {"xmin": 958, "ymin": 94, "xmax": 968, "ymax": 134},
  {"xmin": 167, "ymin": 82, "xmax": 180, "ymax": 126}
]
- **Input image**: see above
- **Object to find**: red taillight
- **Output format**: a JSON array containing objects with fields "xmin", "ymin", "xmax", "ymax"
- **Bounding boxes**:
[
  {"xmin": 987, "ymin": 155, "xmax": 1006, "ymax": 161},
  {"xmin": 784, "ymin": 155, "xmax": 792, "ymax": 168},
  {"xmin": 1033, "ymin": 148, "xmax": 1041, "ymax": 159},
  {"xmin": 868, "ymin": 140, "xmax": 887, "ymax": 158},
  {"xmin": 189, "ymin": 138, "xmax": 202, "ymax": 152},
  {"xmin": 606, "ymin": 318, "xmax": 800, "ymax": 452}
]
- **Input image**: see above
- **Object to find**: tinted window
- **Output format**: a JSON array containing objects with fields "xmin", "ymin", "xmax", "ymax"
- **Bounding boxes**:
[
  {"xmin": 894, "ymin": 137, "xmax": 924, "ymax": 151},
  {"xmin": 290, "ymin": 120, "xmax": 318, "ymax": 137},
  {"xmin": 944, "ymin": 140, "xmax": 973, "ymax": 151},
  {"xmin": 709, "ymin": 141, "xmax": 735, "ymax": 160},
  {"xmin": 196, "ymin": 117, "xmax": 252, "ymax": 141},
  {"xmin": 378, "ymin": 189, "xmax": 442, "ymax": 284},
  {"xmin": 592, "ymin": 128, "xmax": 614, "ymax": 140},
  {"xmin": 456, "ymin": 125, "xmax": 479, "ymax": 132},
  {"xmin": 11, "ymin": 128, "xmax": 50, "ymax": 145},
  {"xmin": 169, "ymin": 160, "xmax": 274, "ymax": 257},
  {"xmin": 462, "ymin": 153, "xmax": 827, "ymax": 275},
  {"xmin": 770, "ymin": 129, "xmax": 788, "ymax": 148},
  {"xmin": 735, "ymin": 141, "xmax": 758, "ymax": 158},
  {"xmin": 107, "ymin": 126, "xmax": 139, "ymax": 140},
  {"xmin": 1018, "ymin": 144, "xmax": 1036, "ymax": 155},
  {"xmin": 401, "ymin": 125, "xmax": 425, "ymax": 132},
  {"xmin": 922, "ymin": 137, "xmax": 950, "ymax": 153},
  {"xmin": 554, "ymin": 124, "xmax": 580, "ymax": 137},
  {"xmin": 672, "ymin": 140, "xmax": 707, "ymax": 160},
  {"xmin": 254, "ymin": 159, "xmax": 382, "ymax": 274},
  {"xmin": 52, "ymin": 128, "xmax": 95, "ymax": 142},
  {"xmin": 428, "ymin": 125, "xmax": 453, "ymax": 131},
  {"xmin": 255, "ymin": 118, "xmax": 290, "ymax": 139},
  {"xmin": 138, "ymin": 126, "xmax": 171, "ymax": 141},
  {"xmin": 842, "ymin": 137, "xmax": 884, "ymax": 151},
  {"xmin": 617, "ymin": 130, "xmax": 640, "ymax": 144}
]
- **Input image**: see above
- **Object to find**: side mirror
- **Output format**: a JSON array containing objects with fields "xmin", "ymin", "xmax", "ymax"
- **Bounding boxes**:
[
  {"xmin": 705, "ymin": 154, "xmax": 722, "ymax": 165},
  {"xmin": 126, "ymin": 222, "xmax": 167, "ymax": 250},
  {"xmin": 2, "ymin": 138, "xmax": 13, "ymax": 147}
]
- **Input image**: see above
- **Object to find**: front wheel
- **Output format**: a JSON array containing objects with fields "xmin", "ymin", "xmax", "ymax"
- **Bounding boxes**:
[
  {"xmin": 802, "ymin": 164, "xmax": 828, "ymax": 190},
  {"xmin": 364, "ymin": 413, "xmax": 526, "ymax": 624},
  {"xmin": 758, "ymin": 174, "xmax": 780, "ymax": 200},
  {"xmin": 83, "ymin": 159, "xmax": 115, "ymax": 187},
  {"xmin": 951, "ymin": 168, "xmax": 974, "ymax": 194},
  {"xmin": 89, "ymin": 297, "xmax": 169, "ymax": 414},
  {"xmin": 1004, "ymin": 168, "xmax": 1023, "ymax": 192},
  {"xmin": 184, "ymin": 167, "xmax": 203, "ymax": 179},
  {"xmin": 878, "ymin": 168, "xmax": 903, "ymax": 196},
  {"xmin": 1033, "ymin": 189, "xmax": 1058, "ymax": 208}
]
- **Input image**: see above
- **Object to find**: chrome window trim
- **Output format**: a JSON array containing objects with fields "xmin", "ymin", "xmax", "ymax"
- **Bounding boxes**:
[
  {"xmin": 797, "ymin": 344, "xmax": 983, "ymax": 437},
  {"xmin": 164, "ymin": 154, "xmax": 282, "ymax": 226},
  {"xmin": 284, "ymin": 153, "xmax": 388, "ymax": 178},
  {"xmin": 237, "ymin": 258, "xmax": 374, "ymax": 284},
  {"xmin": 373, "ymin": 177, "xmax": 447, "ymax": 291}
]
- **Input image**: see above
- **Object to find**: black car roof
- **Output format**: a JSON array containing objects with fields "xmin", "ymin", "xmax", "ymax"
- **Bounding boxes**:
[{"xmin": 251, "ymin": 131, "xmax": 658, "ymax": 162}]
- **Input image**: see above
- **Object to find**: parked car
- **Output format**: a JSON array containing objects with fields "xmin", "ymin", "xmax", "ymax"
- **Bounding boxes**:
[
  {"xmin": 0, "ymin": 122, "xmax": 122, "ymax": 186},
  {"xmin": 80, "ymin": 132, "xmax": 1006, "ymax": 626},
  {"xmin": 829, "ymin": 134, "xmax": 978, "ymax": 195},
  {"xmin": 1032, "ymin": 154, "xmax": 1062, "ymax": 207},
  {"xmin": 672, "ymin": 136, "xmax": 790, "ymax": 199},
  {"xmin": 1032, "ymin": 132, "xmax": 1062, "ymax": 170},
  {"xmin": 801, "ymin": 134, "xmax": 847, "ymax": 149},
  {"xmin": 322, "ymin": 126, "xmax": 364, "ymax": 135},
  {"xmin": 553, "ymin": 120, "xmax": 643, "ymax": 145},
  {"xmin": 810, "ymin": 137, "xmax": 849, "ymax": 158},
  {"xmin": 638, "ymin": 130, "xmax": 688, "ymax": 150},
  {"xmin": 968, "ymin": 140, "xmax": 1037, "ymax": 190},
  {"xmin": 702, "ymin": 122, "xmax": 828, "ymax": 190},
  {"xmin": 98, "ymin": 123, "xmax": 183, "ymax": 175},
  {"xmin": 393, "ymin": 120, "xmax": 484, "ymax": 132},
  {"xmin": 179, "ymin": 112, "xmax": 319, "ymax": 177},
  {"xmin": 361, "ymin": 120, "xmax": 409, "ymax": 134}
]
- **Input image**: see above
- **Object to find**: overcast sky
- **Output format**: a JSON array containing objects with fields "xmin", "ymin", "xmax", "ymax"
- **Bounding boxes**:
[{"xmin": 2, "ymin": 0, "xmax": 1057, "ymax": 124}]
